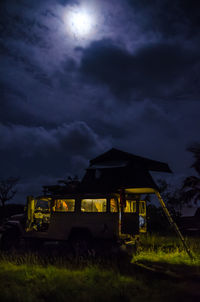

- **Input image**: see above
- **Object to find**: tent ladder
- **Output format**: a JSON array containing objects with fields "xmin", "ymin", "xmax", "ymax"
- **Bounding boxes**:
[{"xmin": 155, "ymin": 191, "xmax": 193, "ymax": 260}]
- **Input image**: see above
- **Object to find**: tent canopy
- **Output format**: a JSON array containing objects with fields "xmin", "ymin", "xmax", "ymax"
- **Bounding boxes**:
[{"xmin": 81, "ymin": 148, "xmax": 172, "ymax": 192}]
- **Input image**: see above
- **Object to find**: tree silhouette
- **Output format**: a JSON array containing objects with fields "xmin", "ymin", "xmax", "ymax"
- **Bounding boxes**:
[
  {"xmin": 0, "ymin": 177, "xmax": 19, "ymax": 209},
  {"xmin": 157, "ymin": 178, "xmax": 183, "ymax": 216},
  {"xmin": 182, "ymin": 143, "xmax": 200, "ymax": 204}
]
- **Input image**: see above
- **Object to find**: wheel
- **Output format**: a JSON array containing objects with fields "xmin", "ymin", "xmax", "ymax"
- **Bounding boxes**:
[
  {"xmin": 70, "ymin": 235, "xmax": 92, "ymax": 257},
  {"xmin": 1, "ymin": 228, "xmax": 21, "ymax": 251},
  {"xmin": 24, "ymin": 238, "xmax": 43, "ymax": 251}
]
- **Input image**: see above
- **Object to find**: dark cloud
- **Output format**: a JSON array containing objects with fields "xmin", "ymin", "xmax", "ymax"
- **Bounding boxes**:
[
  {"xmin": 0, "ymin": 0, "xmax": 200, "ymax": 203},
  {"xmin": 0, "ymin": 121, "xmax": 110, "ymax": 203},
  {"xmin": 0, "ymin": 44, "xmax": 52, "ymax": 86},
  {"xmin": 127, "ymin": 0, "xmax": 200, "ymax": 39},
  {"xmin": 0, "ymin": 121, "xmax": 108, "ymax": 157},
  {"xmin": 79, "ymin": 39, "xmax": 200, "ymax": 100},
  {"xmin": 57, "ymin": 0, "xmax": 79, "ymax": 5},
  {"xmin": 0, "ymin": 1, "xmax": 50, "ymax": 49},
  {"xmin": 0, "ymin": 81, "xmax": 30, "ymax": 125}
]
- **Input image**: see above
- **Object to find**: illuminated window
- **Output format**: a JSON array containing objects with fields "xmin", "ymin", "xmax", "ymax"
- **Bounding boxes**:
[
  {"xmin": 110, "ymin": 198, "xmax": 118, "ymax": 212},
  {"xmin": 81, "ymin": 199, "xmax": 107, "ymax": 212},
  {"xmin": 139, "ymin": 201, "xmax": 146, "ymax": 215},
  {"xmin": 53, "ymin": 199, "xmax": 75, "ymax": 212},
  {"xmin": 124, "ymin": 200, "xmax": 136, "ymax": 213}
]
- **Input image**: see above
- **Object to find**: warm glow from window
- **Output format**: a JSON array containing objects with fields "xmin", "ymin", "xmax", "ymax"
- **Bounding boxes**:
[
  {"xmin": 110, "ymin": 198, "xmax": 118, "ymax": 212},
  {"xmin": 81, "ymin": 199, "xmax": 107, "ymax": 212},
  {"xmin": 53, "ymin": 199, "xmax": 75, "ymax": 212},
  {"xmin": 124, "ymin": 200, "xmax": 136, "ymax": 213},
  {"xmin": 139, "ymin": 201, "xmax": 146, "ymax": 215}
]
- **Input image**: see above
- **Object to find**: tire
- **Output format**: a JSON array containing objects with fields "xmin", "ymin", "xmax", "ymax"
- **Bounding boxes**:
[
  {"xmin": 24, "ymin": 238, "xmax": 43, "ymax": 251},
  {"xmin": 70, "ymin": 234, "xmax": 92, "ymax": 257}
]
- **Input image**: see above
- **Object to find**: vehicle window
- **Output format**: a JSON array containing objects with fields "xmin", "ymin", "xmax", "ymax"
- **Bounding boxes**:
[
  {"xmin": 124, "ymin": 200, "xmax": 136, "ymax": 213},
  {"xmin": 81, "ymin": 199, "xmax": 107, "ymax": 212},
  {"xmin": 139, "ymin": 201, "xmax": 146, "ymax": 215},
  {"xmin": 35, "ymin": 199, "xmax": 50, "ymax": 212},
  {"xmin": 110, "ymin": 198, "xmax": 118, "ymax": 212},
  {"xmin": 53, "ymin": 199, "xmax": 75, "ymax": 212}
]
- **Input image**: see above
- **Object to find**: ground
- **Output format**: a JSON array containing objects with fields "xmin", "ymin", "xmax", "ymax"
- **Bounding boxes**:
[{"xmin": 0, "ymin": 235, "xmax": 199, "ymax": 302}]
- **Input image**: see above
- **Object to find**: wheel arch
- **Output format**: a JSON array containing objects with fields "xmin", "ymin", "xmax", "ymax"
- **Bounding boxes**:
[{"xmin": 68, "ymin": 227, "xmax": 93, "ymax": 242}]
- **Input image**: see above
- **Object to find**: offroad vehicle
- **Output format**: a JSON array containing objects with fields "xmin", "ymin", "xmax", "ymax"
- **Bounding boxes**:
[
  {"xmin": 1, "ymin": 148, "xmax": 190, "ymax": 257},
  {"xmin": 0, "ymin": 189, "xmax": 147, "ymax": 253}
]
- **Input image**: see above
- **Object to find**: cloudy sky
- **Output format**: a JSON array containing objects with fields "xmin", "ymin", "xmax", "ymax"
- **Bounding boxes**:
[{"xmin": 0, "ymin": 0, "xmax": 200, "ymax": 202}]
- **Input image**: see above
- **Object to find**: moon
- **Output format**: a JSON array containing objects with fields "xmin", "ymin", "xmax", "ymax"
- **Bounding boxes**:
[{"xmin": 66, "ymin": 7, "xmax": 96, "ymax": 38}]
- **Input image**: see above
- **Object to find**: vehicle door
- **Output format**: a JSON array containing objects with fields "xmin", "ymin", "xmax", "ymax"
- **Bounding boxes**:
[
  {"xmin": 121, "ymin": 199, "xmax": 139, "ymax": 235},
  {"xmin": 48, "ymin": 198, "xmax": 76, "ymax": 240},
  {"xmin": 26, "ymin": 197, "xmax": 52, "ymax": 233}
]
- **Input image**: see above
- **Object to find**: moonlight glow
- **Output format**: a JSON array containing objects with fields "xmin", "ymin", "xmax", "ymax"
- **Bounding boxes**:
[{"xmin": 66, "ymin": 7, "xmax": 96, "ymax": 38}]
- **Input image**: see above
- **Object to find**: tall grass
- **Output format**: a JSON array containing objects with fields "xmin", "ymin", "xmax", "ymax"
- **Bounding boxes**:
[
  {"xmin": 132, "ymin": 234, "xmax": 200, "ymax": 269},
  {"xmin": 0, "ymin": 256, "xmax": 193, "ymax": 302},
  {"xmin": 0, "ymin": 261, "xmax": 138, "ymax": 302},
  {"xmin": 0, "ymin": 234, "xmax": 200, "ymax": 301}
]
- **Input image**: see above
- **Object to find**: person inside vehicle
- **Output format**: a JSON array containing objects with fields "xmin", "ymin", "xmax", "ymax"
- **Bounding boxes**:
[
  {"xmin": 110, "ymin": 198, "xmax": 118, "ymax": 212},
  {"xmin": 53, "ymin": 200, "xmax": 68, "ymax": 211}
]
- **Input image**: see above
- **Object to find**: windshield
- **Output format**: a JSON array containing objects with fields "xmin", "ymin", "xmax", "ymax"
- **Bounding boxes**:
[{"xmin": 35, "ymin": 199, "xmax": 50, "ymax": 212}]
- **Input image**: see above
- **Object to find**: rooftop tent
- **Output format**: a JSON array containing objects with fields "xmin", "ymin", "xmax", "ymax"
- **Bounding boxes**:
[
  {"xmin": 90, "ymin": 148, "xmax": 171, "ymax": 172},
  {"xmin": 81, "ymin": 148, "xmax": 172, "ymax": 192}
]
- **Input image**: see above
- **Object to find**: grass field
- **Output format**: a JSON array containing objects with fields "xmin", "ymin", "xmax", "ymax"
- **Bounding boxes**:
[
  {"xmin": 132, "ymin": 234, "xmax": 200, "ymax": 280},
  {"xmin": 134, "ymin": 234, "xmax": 200, "ymax": 264},
  {"xmin": 0, "ymin": 235, "xmax": 199, "ymax": 302}
]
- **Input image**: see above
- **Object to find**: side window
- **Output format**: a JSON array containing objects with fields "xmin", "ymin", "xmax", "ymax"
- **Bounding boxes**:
[
  {"xmin": 110, "ymin": 198, "xmax": 118, "ymax": 212},
  {"xmin": 124, "ymin": 200, "xmax": 136, "ymax": 213},
  {"xmin": 139, "ymin": 201, "xmax": 146, "ymax": 215},
  {"xmin": 81, "ymin": 199, "xmax": 107, "ymax": 212},
  {"xmin": 53, "ymin": 199, "xmax": 75, "ymax": 212}
]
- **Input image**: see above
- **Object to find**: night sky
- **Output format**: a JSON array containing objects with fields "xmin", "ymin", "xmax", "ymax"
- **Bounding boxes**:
[{"xmin": 0, "ymin": 0, "xmax": 200, "ymax": 202}]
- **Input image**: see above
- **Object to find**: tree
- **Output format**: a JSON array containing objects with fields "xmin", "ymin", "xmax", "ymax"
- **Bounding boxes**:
[
  {"xmin": 145, "ymin": 179, "xmax": 183, "ymax": 234},
  {"xmin": 157, "ymin": 179, "xmax": 183, "ymax": 216},
  {"xmin": 0, "ymin": 177, "xmax": 19, "ymax": 209},
  {"xmin": 182, "ymin": 143, "xmax": 200, "ymax": 204}
]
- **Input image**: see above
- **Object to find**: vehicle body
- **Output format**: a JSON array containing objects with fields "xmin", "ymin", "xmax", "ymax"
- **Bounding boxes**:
[
  {"xmin": 0, "ymin": 148, "xmax": 174, "ymax": 253},
  {"xmin": 0, "ymin": 190, "xmax": 147, "ymax": 251}
]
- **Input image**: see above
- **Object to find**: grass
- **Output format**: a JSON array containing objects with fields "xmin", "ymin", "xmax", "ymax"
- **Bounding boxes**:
[
  {"xmin": 0, "ymin": 234, "xmax": 200, "ymax": 302},
  {"xmin": 132, "ymin": 234, "xmax": 200, "ymax": 277},
  {"xmin": 137, "ymin": 234, "xmax": 200, "ymax": 260},
  {"xmin": 0, "ymin": 258, "xmax": 193, "ymax": 302},
  {"xmin": 0, "ymin": 262, "xmax": 137, "ymax": 302},
  {"xmin": 133, "ymin": 249, "xmax": 200, "ymax": 266}
]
